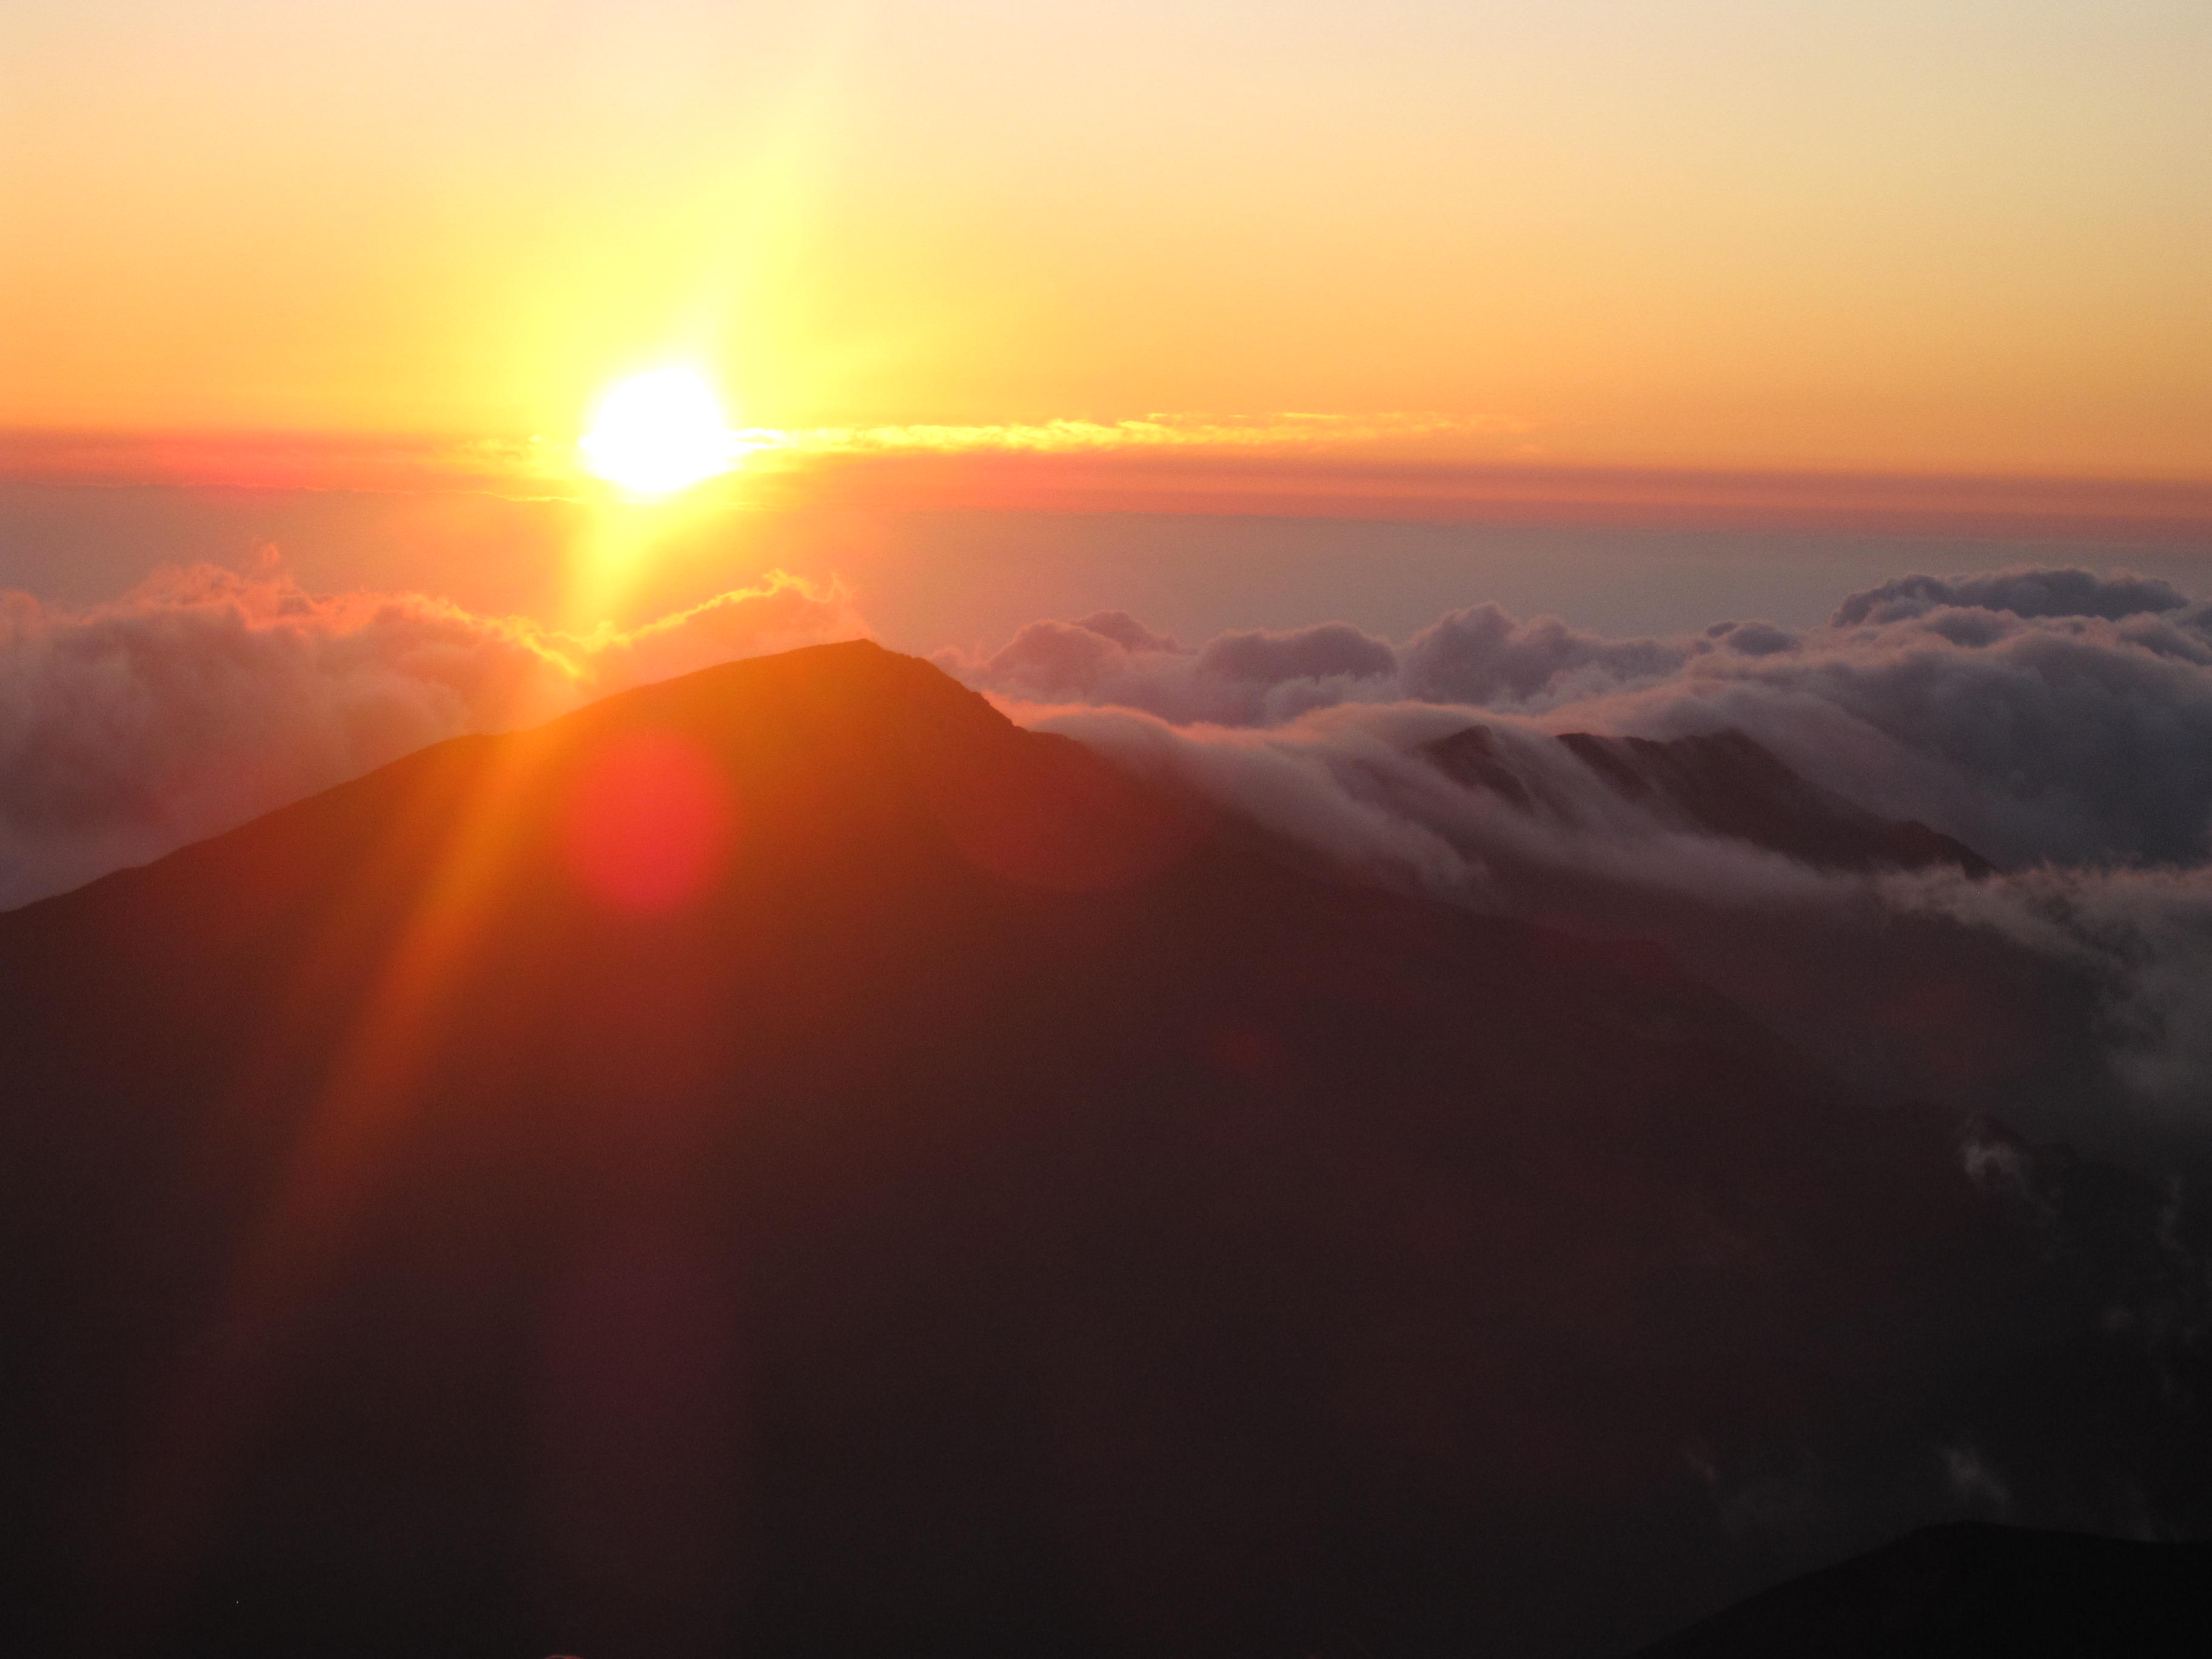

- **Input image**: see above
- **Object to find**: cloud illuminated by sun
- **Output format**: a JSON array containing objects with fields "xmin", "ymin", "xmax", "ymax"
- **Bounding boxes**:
[{"xmin": 578, "ymin": 368, "xmax": 744, "ymax": 496}]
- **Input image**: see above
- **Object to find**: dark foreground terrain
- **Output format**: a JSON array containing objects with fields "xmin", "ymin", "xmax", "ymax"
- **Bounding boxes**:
[
  {"xmin": 1637, "ymin": 1521, "xmax": 2211, "ymax": 1657},
  {"xmin": 0, "ymin": 642, "xmax": 2205, "ymax": 1657}
]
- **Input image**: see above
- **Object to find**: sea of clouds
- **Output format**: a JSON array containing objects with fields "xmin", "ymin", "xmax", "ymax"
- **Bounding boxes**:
[
  {"xmin": 940, "ymin": 565, "xmax": 2212, "ymax": 870},
  {"xmin": 5, "ymin": 551, "xmax": 2210, "ymax": 1155},
  {"xmin": 931, "ymin": 565, "xmax": 2212, "ymax": 1155}
]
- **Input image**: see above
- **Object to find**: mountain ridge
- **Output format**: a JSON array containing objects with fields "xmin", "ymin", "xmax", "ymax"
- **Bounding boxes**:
[
  {"xmin": 0, "ymin": 642, "xmax": 2199, "ymax": 1659},
  {"xmin": 1421, "ymin": 722, "xmax": 1991, "ymax": 876}
]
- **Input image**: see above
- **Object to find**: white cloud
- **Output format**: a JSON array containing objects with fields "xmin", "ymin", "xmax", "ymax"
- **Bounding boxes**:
[{"xmin": 948, "ymin": 563, "xmax": 2212, "ymax": 870}]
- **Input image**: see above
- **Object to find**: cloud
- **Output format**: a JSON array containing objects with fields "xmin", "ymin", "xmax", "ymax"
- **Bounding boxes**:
[
  {"xmin": 16, "ymin": 551, "xmax": 2212, "ymax": 1151},
  {"xmin": 937, "ymin": 604, "xmax": 1704, "ymax": 727},
  {"xmin": 1398, "ymin": 603, "xmax": 1703, "ymax": 705},
  {"xmin": 948, "ymin": 565, "xmax": 2212, "ymax": 1151},
  {"xmin": 1016, "ymin": 693, "xmax": 2212, "ymax": 1155},
  {"xmin": 1566, "ymin": 603, "xmax": 2212, "ymax": 869},
  {"xmin": 1830, "ymin": 568, "xmax": 2191, "ymax": 626},
  {"xmin": 1027, "ymin": 699, "xmax": 1862, "ymax": 910},
  {"xmin": 934, "ymin": 614, "xmax": 1404, "ymax": 726},
  {"xmin": 0, "ymin": 563, "xmax": 861, "ymax": 908},
  {"xmin": 1882, "ymin": 861, "xmax": 2212, "ymax": 1122},
  {"xmin": 580, "ymin": 576, "xmax": 865, "ymax": 691},
  {"xmin": 949, "ymin": 564, "xmax": 2212, "ymax": 871},
  {"xmin": 780, "ymin": 411, "xmax": 1534, "ymax": 456}
]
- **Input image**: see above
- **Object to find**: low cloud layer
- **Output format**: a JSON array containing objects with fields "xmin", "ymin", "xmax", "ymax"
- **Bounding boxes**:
[
  {"xmin": 943, "ymin": 566, "xmax": 2212, "ymax": 1152},
  {"xmin": 12, "ymin": 551, "xmax": 2212, "ymax": 1152},
  {"xmin": 0, "ymin": 563, "xmax": 861, "ymax": 907},
  {"xmin": 943, "ymin": 565, "xmax": 2212, "ymax": 870}
]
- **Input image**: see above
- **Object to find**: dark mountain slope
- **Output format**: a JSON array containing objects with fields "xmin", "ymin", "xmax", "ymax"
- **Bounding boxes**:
[
  {"xmin": 1422, "ymin": 723, "xmax": 1991, "ymax": 874},
  {"xmin": 1409, "ymin": 722, "xmax": 2070, "ymax": 1127},
  {"xmin": 0, "ymin": 642, "xmax": 2199, "ymax": 1659},
  {"xmin": 1634, "ymin": 1521, "xmax": 2211, "ymax": 1657}
]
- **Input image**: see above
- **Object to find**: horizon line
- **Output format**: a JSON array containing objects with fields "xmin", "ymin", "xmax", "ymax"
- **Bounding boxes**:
[{"xmin": 4, "ymin": 426, "xmax": 2208, "ymax": 549}]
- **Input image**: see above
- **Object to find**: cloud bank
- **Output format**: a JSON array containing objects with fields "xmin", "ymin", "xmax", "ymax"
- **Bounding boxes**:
[
  {"xmin": 0, "ymin": 563, "xmax": 861, "ymax": 907},
  {"xmin": 940, "ymin": 566, "xmax": 2212, "ymax": 1151},
  {"xmin": 942, "ymin": 565, "xmax": 2212, "ymax": 870},
  {"xmin": 11, "ymin": 549, "xmax": 2211, "ymax": 1152}
]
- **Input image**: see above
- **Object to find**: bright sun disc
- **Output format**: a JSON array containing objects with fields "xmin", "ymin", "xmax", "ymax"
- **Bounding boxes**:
[{"xmin": 580, "ymin": 368, "xmax": 738, "ymax": 495}]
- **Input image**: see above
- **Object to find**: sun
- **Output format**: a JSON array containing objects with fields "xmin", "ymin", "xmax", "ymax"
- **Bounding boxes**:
[{"xmin": 579, "ymin": 367, "xmax": 740, "ymax": 496}]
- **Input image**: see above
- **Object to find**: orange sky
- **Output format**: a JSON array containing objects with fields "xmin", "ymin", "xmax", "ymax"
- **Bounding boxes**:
[{"xmin": 4, "ymin": 1, "xmax": 2208, "ymax": 480}]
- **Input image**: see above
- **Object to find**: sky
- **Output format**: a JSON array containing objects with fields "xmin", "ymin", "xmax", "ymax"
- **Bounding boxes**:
[{"xmin": 5, "ymin": 1, "xmax": 2209, "ymax": 479}]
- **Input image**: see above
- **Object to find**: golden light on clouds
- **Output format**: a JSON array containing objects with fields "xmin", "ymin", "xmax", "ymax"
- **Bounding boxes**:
[{"xmin": 783, "ymin": 411, "xmax": 1538, "ymax": 457}]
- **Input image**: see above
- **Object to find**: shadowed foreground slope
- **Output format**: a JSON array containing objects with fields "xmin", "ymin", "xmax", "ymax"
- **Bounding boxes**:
[
  {"xmin": 1635, "ymin": 1521, "xmax": 2211, "ymax": 1657},
  {"xmin": 0, "ymin": 642, "xmax": 2203, "ymax": 1659}
]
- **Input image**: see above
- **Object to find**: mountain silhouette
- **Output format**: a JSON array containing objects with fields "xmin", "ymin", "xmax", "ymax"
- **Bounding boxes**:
[
  {"xmin": 1633, "ymin": 1521, "xmax": 2210, "ymax": 1657},
  {"xmin": 0, "ymin": 642, "xmax": 2200, "ymax": 1659}
]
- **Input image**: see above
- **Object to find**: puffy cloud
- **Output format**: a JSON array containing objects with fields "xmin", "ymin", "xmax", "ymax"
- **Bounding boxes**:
[
  {"xmin": 1703, "ymin": 618, "xmax": 1798, "ymax": 657},
  {"xmin": 0, "ymin": 563, "xmax": 861, "ymax": 907},
  {"xmin": 1398, "ymin": 603, "xmax": 1698, "ymax": 705},
  {"xmin": 1196, "ymin": 620, "xmax": 1396, "ymax": 685},
  {"xmin": 933, "ymin": 614, "xmax": 1401, "ymax": 726},
  {"xmin": 954, "ymin": 616, "xmax": 1165, "ymax": 700},
  {"xmin": 1831, "ymin": 568, "xmax": 2191, "ymax": 627},
  {"xmin": 951, "ymin": 564, "xmax": 2212, "ymax": 871},
  {"xmin": 1570, "ymin": 605, "xmax": 2212, "ymax": 868}
]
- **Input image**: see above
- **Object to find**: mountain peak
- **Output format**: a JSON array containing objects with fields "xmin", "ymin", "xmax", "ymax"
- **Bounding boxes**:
[{"xmin": 0, "ymin": 645, "xmax": 2184, "ymax": 1659}]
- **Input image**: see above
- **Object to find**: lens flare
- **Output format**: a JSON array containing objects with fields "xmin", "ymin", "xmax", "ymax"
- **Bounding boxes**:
[
  {"xmin": 579, "ymin": 368, "xmax": 740, "ymax": 496},
  {"xmin": 559, "ymin": 730, "xmax": 736, "ymax": 914}
]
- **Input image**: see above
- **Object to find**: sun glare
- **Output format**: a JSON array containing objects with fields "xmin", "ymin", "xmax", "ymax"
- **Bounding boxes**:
[{"xmin": 580, "ymin": 368, "xmax": 739, "ymax": 496}]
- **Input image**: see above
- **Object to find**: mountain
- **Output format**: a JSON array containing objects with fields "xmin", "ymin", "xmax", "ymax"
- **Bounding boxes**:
[
  {"xmin": 0, "ymin": 642, "xmax": 2200, "ymax": 1659},
  {"xmin": 1413, "ymin": 720, "xmax": 2027, "ymax": 1118},
  {"xmin": 1422, "ymin": 724, "xmax": 1992, "ymax": 874},
  {"xmin": 1633, "ymin": 1521, "xmax": 2211, "ymax": 1657}
]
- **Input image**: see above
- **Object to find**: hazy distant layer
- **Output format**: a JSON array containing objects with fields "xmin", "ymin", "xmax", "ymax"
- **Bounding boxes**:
[
  {"xmin": 5, "ymin": 479, "xmax": 2207, "ymax": 648},
  {"xmin": 2, "ymin": 488, "xmax": 2208, "ymax": 903}
]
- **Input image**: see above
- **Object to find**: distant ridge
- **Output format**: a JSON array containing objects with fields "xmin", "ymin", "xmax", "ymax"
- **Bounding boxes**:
[{"xmin": 1423, "ymin": 722, "xmax": 1992, "ymax": 874}]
